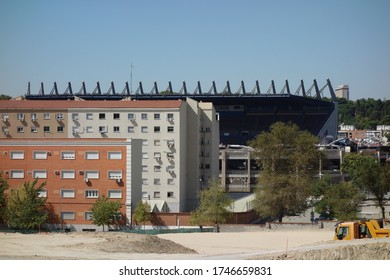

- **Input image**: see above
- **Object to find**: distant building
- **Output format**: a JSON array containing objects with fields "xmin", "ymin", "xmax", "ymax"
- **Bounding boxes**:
[{"xmin": 335, "ymin": 85, "xmax": 349, "ymax": 100}]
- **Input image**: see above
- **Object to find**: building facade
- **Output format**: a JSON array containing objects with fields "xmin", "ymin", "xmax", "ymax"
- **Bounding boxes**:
[
  {"xmin": 0, "ymin": 139, "xmax": 142, "ymax": 231},
  {"xmin": 0, "ymin": 98, "xmax": 220, "ymax": 226}
]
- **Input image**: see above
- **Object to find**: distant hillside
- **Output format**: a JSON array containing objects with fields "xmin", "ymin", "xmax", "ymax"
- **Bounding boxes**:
[{"xmin": 338, "ymin": 98, "xmax": 390, "ymax": 129}]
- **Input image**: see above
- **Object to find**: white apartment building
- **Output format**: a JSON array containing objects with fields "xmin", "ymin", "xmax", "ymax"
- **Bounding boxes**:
[{"xmin": 0, "ymin": 98, "xmax": 220, "ymax": 212}]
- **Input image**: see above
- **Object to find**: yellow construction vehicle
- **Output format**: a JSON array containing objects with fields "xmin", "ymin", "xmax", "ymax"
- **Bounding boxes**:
[{"xmin": 334, "ymin": 219, "xmax": 390, "ymax": 240}]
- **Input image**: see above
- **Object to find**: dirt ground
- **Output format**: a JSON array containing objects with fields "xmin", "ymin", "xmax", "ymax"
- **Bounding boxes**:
[{"xmin": 0, "ymin": 229, "xmax": 389, "ymax": 260}]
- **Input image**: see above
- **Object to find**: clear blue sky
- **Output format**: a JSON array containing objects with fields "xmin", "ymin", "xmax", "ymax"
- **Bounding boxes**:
[{"xmin": 1, "ymin": 0, "xmax": 389, "ymax": 100}]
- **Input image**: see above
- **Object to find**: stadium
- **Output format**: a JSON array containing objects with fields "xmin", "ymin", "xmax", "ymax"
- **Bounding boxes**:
[{"xmin": 25, "ymin": 79, "xmax": 338, "ymax": 145}]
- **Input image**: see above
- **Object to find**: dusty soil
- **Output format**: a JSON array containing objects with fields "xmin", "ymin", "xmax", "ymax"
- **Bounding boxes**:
[{"xmin": 0, "ymin": 230, "xmax": 389, "ymax": 260}]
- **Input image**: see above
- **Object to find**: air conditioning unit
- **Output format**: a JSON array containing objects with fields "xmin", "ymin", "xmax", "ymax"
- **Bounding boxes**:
[
  {"xmin": 116, "ymin": 178, "xmax": 122, "ymax": 183},
  {"xmin": 3, "ymin": 116, "xmax": 9, "ymax": 121},
  {"xmin": 31, "ymin": 116, "xmax": 38, "ymax": 121},
  {"xmin": 168, "ymin": 143, "xmax": 174, "ymax": 148},
  {"xmin": 78, "ymin": 170, "xmax": 84, "ymax": 175},
  {"xmin": 168, "ymin": 118, "xmax": 173, "ymax": 122},
  {"xmin": 54, "ymin": 170, "xmax": 60, "ymax": 175},
  {"xmin": 73, "ymin": 129, "xmax": 79, "ymax": 135},
  {"xmin": 129, "ymin": 118, "xmax": 135, "ymax": 122},
  {"xmin": 47, "ymin": 152, "xmax": 52, "ymax": 156},
  {"xmin": 84, "ymin": 178, "xmax": 89, "ymax": 183},
  {"xmin": 168, "ymin": 169, "xmax": 174, "ymax": 174}
]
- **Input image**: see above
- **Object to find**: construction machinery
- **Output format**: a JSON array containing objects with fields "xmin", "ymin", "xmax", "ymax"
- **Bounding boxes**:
[{"xmin": 334, "ymin": 219, "xmax": 390, "ymax": 240}]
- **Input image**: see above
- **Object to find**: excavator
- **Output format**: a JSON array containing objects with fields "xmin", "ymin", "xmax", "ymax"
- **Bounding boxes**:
[{"xmin": 334, "ymin": 219, "xmax": 390, "ymax": 240}]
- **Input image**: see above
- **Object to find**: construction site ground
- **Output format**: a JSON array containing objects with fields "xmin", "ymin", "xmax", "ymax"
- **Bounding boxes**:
[{"xmin": 0, "ymin": 228, "xmax": 389, "ymax": 260}]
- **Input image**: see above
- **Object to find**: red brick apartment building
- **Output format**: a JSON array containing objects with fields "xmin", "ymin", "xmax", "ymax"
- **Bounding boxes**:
[{"xmin": 0, "ymin": 138, "xmax": 142, "ymax": 231}]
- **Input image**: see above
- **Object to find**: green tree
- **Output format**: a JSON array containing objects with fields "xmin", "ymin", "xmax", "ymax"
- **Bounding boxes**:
[
  {"xmin": 90, "ymin": 195, "xmax": 121, "ymax": 231},
  {"xmin": 0, "ymin": 94, "xmax": 12, "ymax": 100},
  {"xmin": 311, "ymin": 175, "xmax": 365, "ymax": 220},
  {"xmin": 190, "ymin": 179, "xmax": 233, "ymax": 232},
  {"xmin": 0, "ymin": 173, "xmax": 9, "ymax": 223},
  {"xmin": 342, "ymin": 153, "xmax": 390, "ymax": 219},
  {"xmin": 133, "ymin": 201, "xmax": 151, "ymax": 230},
  {"xmin": 249, "ymin": 122, "xmax": 322, "ymax": 222},
  {"xmin": 5, "ymin": 180, "xmax": 48, "ymax": 230}
]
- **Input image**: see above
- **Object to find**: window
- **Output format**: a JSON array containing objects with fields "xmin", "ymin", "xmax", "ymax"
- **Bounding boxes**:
[
  {"xmin": 85, "ymin": 151, "xmax": 99, "ymax": 160},
  {"xmin": 154, "ymin": 139, "xmax": 161, "ymax": 146},
  {"xmin": 44, "ymin": 126, "xmax": 50, "ymax": 133},
  {"xmin": 154, "ymin": 152, "xmax": 161, "ymax": 160},
  {"xmin": 57, "ymin": 126, "xmax": 64, "ymax": 133},
  {"xmin": 167, "ymin": 192, "xmax": 174, "ymax": 198},
  {"xmin": 72, "ymin": 113, "xmax": 79, "ymax": 120},
  {"xmin": 31, "ymin": 127, "xmax": 38, "ymax": 133},
  {"xmin": 108, "ymin": 170, "xmax": 122, "ymax": 180},
  {"xmin": 205, "ymin": 127, "xmax": 211, "ymax": 132},
  {"xmin": 44, "ymin": 113, "xmax": 50, "ymax": 120},
  {"xmin": 108, "ymin": 190, "xmax": 122, "ymax": 199},
  {"xmin": 167, "ymin": 153, "xmax": 174, "ymax": 160},
  {"xmin": 113, "ymin": 126, "xmax": 120, "ymax": 133},
  {"xmin": 72, "ymin": 127, "xmax": 79, "ymax": 135},
  {"xmin": 84, "ymin": 212, "xmax": 93, "ymax": 220},
  {"xmin": 154, "ymin": 178, "xmax": 161, "ymax": 185},
  {"xmin": 141, "ymin": 113, "xmax": 147, "ymax": 120},
  {"xmin": 85, "ymin": 190, "xmax": 99, "ymax": 198},
  {"xmin": 108, "ymin": 151, "xmax": 122, "ymax": 160},
  {"xmin": 154, "ymin": 191, "xmax": 161, "ymax": 198},
  {"xmin": 154, "ymin": 126, "xmax": 160, "ymax": 133},
  {"xmin": 61, "ymin": 151, "xmax": 75, "ymax": 159},
  {"xmin": 61, "ymin": 212, "xmax": 75, "ymax": 220},
  {"xmin": 142, "ymin": 192, "xmax": 149, "ymax": 199},
  {"xmin": 141, "ymin": 126, "xmax": 148, "ymax": 133},
  {"xmin": 86, "ymin": 126, "xmax": 93, "ymax": 133},
  {"xmin": 142, "ymin": 165, "xmax": 148, "ymax": 172},
  {"xmin": 31, "ymin": 113, "xmax": 38, "ymax": 121},
  {"xmin": 154, "ymin": 113, "xmax": 160, "ymax": 120},
  {"xmin": 33, "ymin": 151, "xmax": 48, "ymax": 160},
  {"xmin": 38, "ymin": 190, "xmax": 47, "ymax": 198},
  {"xmin": 167, "ymin": 178, "xmax": 174, "ymax": 185},
  {"xmin": 2, "ymin": 113, "xmax": 9, "ymax": 121},
  {"xmin": 61, "ymin": 170, "xmax": 75, "ymax": 179},
  {"xmin": 113, "ymin": 113, "xmax": 120, "ymax": 120},
  {"xmin": 128, "ymin": 113, "xmax": 135, "ymax": 121},
  {"xmin": 167, "ymin": 140, "xmax": 175, "ymax": 148},
  {"xmin": 142, "ymin": 139, "xmax": 148, "ymax": 146},
  {"xmin": 56, "ymin": 113, "xmax": 64, "ymax": 121},
  {"xmin": 33, "ymin": 170, "xmax": 47, "ymax": 179},
  {"xmin": 142, "ymin": 178, "xmax": 148, "ymax": 185},
  {"xmin": 99, "ymin": 126, "xmax": 107, "ymax": 133},
  {"xmin": 142, "ymin": 152, "xmax": 148, "ymax": 159},
  {"xmin": 167, "ymin": 113, "xmax": 174, "ymax": 121},
  {"xmin": 128, "ymin": 126, "xmax": 135, "ymax": 133},
  {"xmin": 86, "ymin": 113, "xmax": 93, "ymax": 120},
  {"xmin": 154, "ymin": 165, "xmax": 161, "ymax": 172},
  {"xmin": 17, "ymin": 113, "xmax": 25, "ymax": 121},
  {"xmin": 85, "ymin": 170, "xmax": 99, "ymax": 179},
  {"xmin": 10, "ymin": 170, "xmax": 24, "ymax": 179},
  {"xmin": 17, "ymin": 127, "xmax": 24, "ymax": 133},
  {"xmin": 99, "ymin": 113, "xmax": 105, "ymax": 120},
  {"xmin": 61, "ymin": 189, "xmax": 75, "ymax": 198},
  {"xmin": 10, "ymin": 151, "xmax": 24, "ymax": 160},
  {"xmin": 167, "ymin": 126, "xmax": 174, "ymax": 132}
]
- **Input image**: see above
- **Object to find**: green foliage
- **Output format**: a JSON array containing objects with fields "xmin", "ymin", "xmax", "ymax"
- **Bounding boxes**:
[
  {"xmin": 249, "ymin": 122, "xmax": 322, "ymax": 222},
  {"xmin": 190, "ymin": 179, "xmax": 233, "ymax": 229},
  {"xmin": 133, "ymin": 201, "xmax": 151, "ymax": 229},
  {"xmin": 311, "ymin": 175, "xmax": 365, "ymax": 221},
  {"xmin": 342, "ymin": 153, "xmax": 390, "ymax": 219},
  {"xmin": 90, "ymin": 195, "xmax": 121, "ymax": 231},
  {"xmin": 0, "ymin": 94, "xmax": 12, "ymax": 100},
  {"xmin": 338, "ymin": 97, "xmax": 390, "ymax": 129},
  {"xmin": 0, "ymin": 173, "xmax": 9, "ymax": 223},
  {"xmin": 5, "ymin": 180, "xmax": 48, "ymax": 230}
]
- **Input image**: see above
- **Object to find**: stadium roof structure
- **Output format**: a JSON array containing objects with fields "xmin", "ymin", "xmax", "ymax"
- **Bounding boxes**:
[{"xmin": 24, "ymin": 79, "xmax": 337, "ymax": 101}]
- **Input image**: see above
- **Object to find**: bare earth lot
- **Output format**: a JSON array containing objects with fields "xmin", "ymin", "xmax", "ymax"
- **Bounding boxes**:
[{"xmin": 0, "ymin": 229, "xmax": 389, "ymax": 260}]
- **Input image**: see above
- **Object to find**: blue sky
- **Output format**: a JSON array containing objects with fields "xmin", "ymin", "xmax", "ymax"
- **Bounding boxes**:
[{"xmin": 0, "ymin": 0, "xmax": 389, "ymax": 100}]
